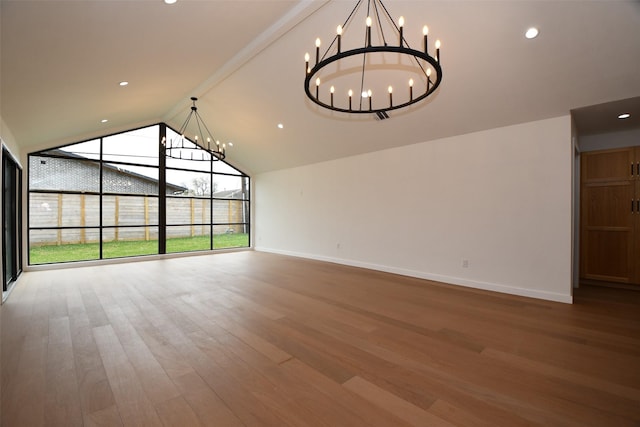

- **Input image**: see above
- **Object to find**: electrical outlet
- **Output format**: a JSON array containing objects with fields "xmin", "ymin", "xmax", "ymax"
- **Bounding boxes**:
[{"xmin": 462, "ymin": 259, "xmax": 469, "ymax": 268}]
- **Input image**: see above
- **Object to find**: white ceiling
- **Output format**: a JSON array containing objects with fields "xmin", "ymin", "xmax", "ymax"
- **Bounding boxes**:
[{"xmin": 2, "ymin": 0, "xmax": 640, "ymax": 175}]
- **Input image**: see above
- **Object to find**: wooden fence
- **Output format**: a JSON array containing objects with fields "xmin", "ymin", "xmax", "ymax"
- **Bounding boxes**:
[{"xmin": 29, "ymin": 193, "xmax": 246, "ymax": 245}]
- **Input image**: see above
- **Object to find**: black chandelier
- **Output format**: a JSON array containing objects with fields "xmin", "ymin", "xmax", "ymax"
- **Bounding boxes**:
[
  {"xmin": 164, "ymin": 97, "xmax": 226, "ymax": 161},
  {"xmin": 304, "ymin": 0, "xmax": 443, "ymax": 118}
]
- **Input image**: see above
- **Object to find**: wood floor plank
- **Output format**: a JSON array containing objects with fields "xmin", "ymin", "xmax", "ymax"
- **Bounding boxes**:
[
  {"xmin": 2, "ymin": 251, "xmax": 640, "ymax": 426},
  {"xmin": 84, "ymin": 405, "xmax": 124, "ymax": 427},
  {"xmin": 92, "ymin": 324, "xmax": 163, "ymax": 427},
  {"xmin": 271, "ymin": 305, "xmax": 540, "ymax": 426},
  {"xmin": 99, "ymin": 305, "xmax": 181, "ymax": 405},
  {"xmin": 481, "ymin": 347, "xmax": 640, "ymax": 403},
  {"xmin": 171, "ymin": 371, "xmax": 245, "ymax": 427},
  {"xmin": 154, "ymin": 396, "xmax": 203, "ymax": 427},
  {"xmin": 343, "ymin": 375, "xmax": 454, "ymax": 427},
  {"xmin": 429, "ymin": 399, "xmax": 496, "ymax": 427},
  {"xmin": 217, "ymin": 287, "xmax": 286, "ymax": 320},
  {"xmin": 69, "ymin": 312, "xmax": 117, "ymax": 416},
  {"xmin": 107, "ymin": 293, "xmax": 246, "ymax": 427},
  {"xmin": 130, "ymin": 293, "xmax": 297, "ymax": 426},
  {"xmin": 2, "ymin": 335, "xmax": 48, "ymax": 426},
  {"xmin": 210, "ymin": 314, "xmax": 293, "ymax": 364},
  {"xmin": 196, "ymin": 321, "xmax": 374, "ymax": 427},
  {"xmin": 280, "ymin": 358, "xmax": 416, "ymax": 427},
  {"xmin": 44, "ymin": 316, "xmax": 83, "ymax": 427}
]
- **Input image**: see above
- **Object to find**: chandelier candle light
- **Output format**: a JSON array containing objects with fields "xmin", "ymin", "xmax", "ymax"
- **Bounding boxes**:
[
  {"xmin": 304, "ymin": 0, "xmax": 443, "ymax": 119},
  {"xmin": 164, "ymin": 97, "xmax": 226, "ymax": 161}
]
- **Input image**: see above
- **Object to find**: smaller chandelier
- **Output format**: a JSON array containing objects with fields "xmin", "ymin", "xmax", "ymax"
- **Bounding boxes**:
[
  {"xmin": 164, "ymin": 97, "xmax": 226, "ymax": 161},
  {"xmin": 304, "ymin": 0, "xmax": 443, "ymax": 118}
]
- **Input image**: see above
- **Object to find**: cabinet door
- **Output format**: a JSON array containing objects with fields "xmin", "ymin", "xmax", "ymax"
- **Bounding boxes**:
[{"xmin": 580, "ymin": 148, "xmax": 637, "ymax": 284}]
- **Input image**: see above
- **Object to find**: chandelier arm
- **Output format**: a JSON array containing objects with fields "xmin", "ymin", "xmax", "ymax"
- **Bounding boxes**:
[
  {"xmin": 372, "ymin": 0, "xmax": 388, "ymax": 47},
  {"xmin": 194, "ymin": 109, "xmax": 220, "ymax": 154},
  {"xmin": 358, "ymin": 0, "xmax": 373, "ymax": 110},
  {"xmin": 359, "ymin": 47, "xmax": 367, "ymax": 110},
  {"xmin": 177, "ymin": 110, "xmax": 192, "ymax": 137},
  {"xmin": 376, "ymin": 0, "xmax": 434, "ymax": 82},
  {"xmin": 377, "ymin": 0, "xmax": 403, "ymax": 46},
  {"xmin": 194, "ymin": 113, "xmax": 206, "ymax": 151},
  {"xmin": 179, "ymin": 114, "xmax": 195, "ymax": 149},
  {"xmin": 342, "ymin": 0, "xmax": 363, "ymax": 30},
  {"xmin": 321, "ymin": 0, "xmax": 364, "ymax": 63}
]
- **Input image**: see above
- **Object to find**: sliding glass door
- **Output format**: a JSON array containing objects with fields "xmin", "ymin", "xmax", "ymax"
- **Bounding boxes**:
[{"xmin": 2, "ymin": 146, "xmax": 23, "ymax": 294}]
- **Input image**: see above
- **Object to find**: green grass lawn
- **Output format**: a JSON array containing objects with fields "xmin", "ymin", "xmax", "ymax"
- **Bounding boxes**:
[{"xmin": 29, "ymin": 233, "xmax": 249, "ymax": 265}]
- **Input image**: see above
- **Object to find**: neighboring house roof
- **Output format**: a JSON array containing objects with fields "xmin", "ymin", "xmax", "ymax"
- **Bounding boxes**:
[
  {"xmin": 36, "ymin": 149, "xmax": 188, "ymax": 193},
  {"xmin": 212, "ymin": 189, "xmax": 246, "ymax": 199}
]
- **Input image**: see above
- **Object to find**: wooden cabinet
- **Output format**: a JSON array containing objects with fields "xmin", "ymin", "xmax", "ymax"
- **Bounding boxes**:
[{"xmin": 580, "ymin": 147, "xmax": 640, "ymax": 285}]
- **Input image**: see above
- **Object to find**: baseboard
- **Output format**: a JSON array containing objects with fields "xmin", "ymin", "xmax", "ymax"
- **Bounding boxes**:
[
  {"xmin": 24, "ymin": 247, "xmax": 252, "ymax": 272},
  {"xmin": 255, "ymin": 246, "xmax": 573, "ymax": 304},
  {"xmin": 579, "ymin": 279, "xmax": 640, "ymax": 291}
]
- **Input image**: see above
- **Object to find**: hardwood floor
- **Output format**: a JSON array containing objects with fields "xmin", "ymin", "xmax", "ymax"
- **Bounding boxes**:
[{"xmin": 2, "ymin": 251, "xmax": 639, "ymax": 426}]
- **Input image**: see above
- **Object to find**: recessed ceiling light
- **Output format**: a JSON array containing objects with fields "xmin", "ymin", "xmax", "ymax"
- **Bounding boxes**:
[
  {"xmin": 101, "ymin": 119, "xmax": 108, "ymax": 123},
  {"xmin": 119, "ymin": 81, "xmax": 129, "ymax": 86},
  {"xmin": 228, "ymin": 142, "xmax": 234, "ymax": 147},
  {"xmin": 277, "ymin": 123, "xmax": 284, "ymax": 129},
  {"xmin": 525, "ymin": 27, "xmax": 539, "ymax": 39},
  {"xmin": 618, "ymin": 113, "xmax": 631, "ymax": 119},
  {"xmin": 164, "ymin": 0, "xmax": 177, "ymax": 4}
]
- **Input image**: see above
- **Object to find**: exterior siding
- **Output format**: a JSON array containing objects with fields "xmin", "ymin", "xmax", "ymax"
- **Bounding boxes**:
[{"xmin": 29, "ymin": 155, "xmax": 185, "ymax": 194}]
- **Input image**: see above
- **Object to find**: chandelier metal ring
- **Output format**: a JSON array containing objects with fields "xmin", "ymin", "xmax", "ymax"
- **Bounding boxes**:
[
  {"xmin": 303, "ymin": 0, "xmax": 443, "ymax": 117},
  {"xmin": 304, "ymin": 45, "xmax": 443, "ymax": 114}
]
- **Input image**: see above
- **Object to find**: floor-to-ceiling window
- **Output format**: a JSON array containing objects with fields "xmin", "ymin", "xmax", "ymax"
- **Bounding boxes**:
[
  {"xmin": 27, "ymin": 124, "xmax": 249, "ymax": 265},
  {"xmin": 164, "ymin": 126, "xmax": 250, "ymax": 253},
  {"xmin": 2, "ymin": 145, "xmax": 23, "ymax": 294}
]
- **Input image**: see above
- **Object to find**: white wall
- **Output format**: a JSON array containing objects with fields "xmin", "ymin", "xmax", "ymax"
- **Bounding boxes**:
[
  {"xmin": 255, "ymin": 116, "xmax": 573, "ymax": 303},
  {"xmin": 0, "ymin": 117, "xmax": 20, "ymax": 157}
]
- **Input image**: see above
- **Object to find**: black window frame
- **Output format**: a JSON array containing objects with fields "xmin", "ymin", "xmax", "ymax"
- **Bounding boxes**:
[{"xmin": 27, "ymin": 123, "xmax": 250, "ymax": 265}]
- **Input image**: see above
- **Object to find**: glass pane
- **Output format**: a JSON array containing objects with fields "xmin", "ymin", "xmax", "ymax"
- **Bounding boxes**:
[
  {"xmin": 213, "ymin": 231, "xmax": 249, "ymax": 249},
  {"xmin": 212, "ymin": 175, "xmax": 249, "ymax": 199},
  {"xmin": 39, "ymin": 139, "xmax": 100, "ymax": 160},
  {"xmin": 29, "ymin": 193, "xmax": 100, "ymax": 228},
  {"xmin": 29, "ymin": 228, "xmax": 100, "ymax": 264},
  {"xmin": 103, "ymin": 126, "xmax": 159, "ymax": 166},
  {"xmin": 166, "ymin": 170, "xmax": 211, "ymax": 197},
  {"xmin": 213, "ymin": 199, "xmax": 248, "ymax": 224},
  {"xmin": 103, "ymin": 164, "xmax": 160, "ymax": 195},
  {"xmin": 102, "ymin": 227, "xmax": 158, "ymax": 258},
  {"xmin": 212, "ymin": 160, "xmax": 244, "ymax": 175},
  {"xmin": 29, "ymin": 156, "xmax": 100, "ymax": 192},
  {"xmin": 166, "ymin": 225, "xmax": 212, "ymax": 253},
  {"xmin": 102, "ymin": 195, "xmax": 159, "ymax": 226},
  {"xmin": 3, "ymin": 151, "xmax": 21, "ymax": 286},
  {"xmin": 167, "ymin": 197, "xmax": 210, "ymax": 225},
  {"xmin": 243, "ymin": 200, "xmax": 250, "ymax": 222}
]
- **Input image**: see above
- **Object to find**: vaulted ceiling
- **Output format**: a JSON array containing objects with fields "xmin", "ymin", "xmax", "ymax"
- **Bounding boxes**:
[{"xmin": 2, "ymin": 0, "xmax": 640, "ymax": 174}]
